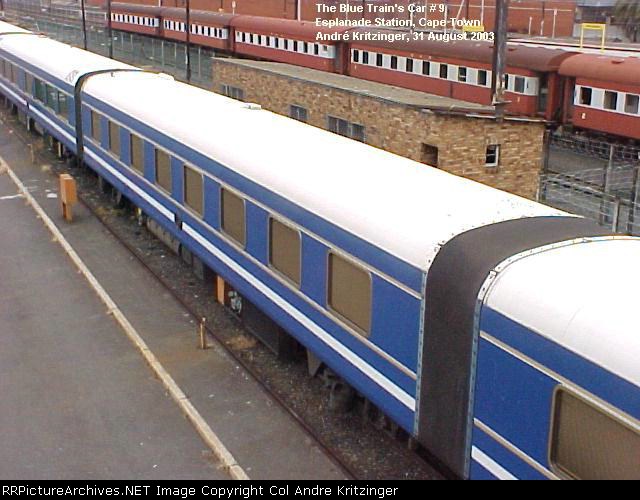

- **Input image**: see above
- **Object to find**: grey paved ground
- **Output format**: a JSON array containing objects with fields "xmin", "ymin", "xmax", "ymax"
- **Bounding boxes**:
[
  {"xmin": 0, "ymin": 116, "xmax": 346, "ymax": 479},
  {"xmin": 0, "ymin": 172, "xmax": 224, "ymax": 480}
]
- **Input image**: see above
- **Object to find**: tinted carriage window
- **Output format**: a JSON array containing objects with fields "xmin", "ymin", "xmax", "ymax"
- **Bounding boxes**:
[
  {"xmin": 422, "ymin": 60, "xmax": 430, "ymax": 76},
  {"xmin": 458, "ymin": 66, "xmax": 467, "ymax": 82},
  {"xmin": 477, "ymin": 69, "xmax": 488, "ymax": 86},
  {"xmin": 109, "ymin": 121, "xmax": 120, "ymax": 157},
  {"xmin": 91, "ymin": 111, "xmax": 101, "ymax": 142},
  {"xmin": 353, "ymin": 50, "xmax": 359, "ymax": 63},
  {"xmin": 34, "ymin": 79, "xmax": 45, "ymax": 101},
  {"xmin": 45, "ymin": 85, "xmax": 58, "ymax": 112},
  {"xmin": 58, "ymin": 92, "xmax": 68, "ymax": 119},
  {"xmin": 406, "ymin": 58, "xmax": 414, "ymax": 72},
  {"xmin": 183, "ymin": 165, "xmax": 203, "ymax": 216},
  {"xmin": 514, "ymin": 76, "xmax": 526, "ymax": 93},
  {"xmin": 362, "ymin": 51, "xmax": 369, "ymax": 64},
  {"xmin": 626, "ymin": 94, "xmax": 640, "ymax": 114},
  {"xmin": 604, "ymin": 91, "xmax": 618, "ymax": 111},
  {"xmin": 154, "ymin": 148, "xmax": 171, "ymax": 192},
  {"xmin": 130, "ymin": 134, "xmax": 144, "ymax": 173},
  {"xmin": 25, "ymin": 73, "xmax": 33, "ymax": 95},
  {"xmin": 550, "ymin": 389, "xmax": 640, "ymax": 480},
  {"xmin": 376, "ymin": 53, "xmax": 383, "ymax": 67},
  {"xmin": 439, "ymin": 64, "xmax": 449, "ymax": 79},
  {"xmin": 221, "ymin": 188, "xmax": 245, "ymax": 246},
  {"xmin": 579, "ymin": 87, "xmax": 592, "ymax": 106},
  {"xmin": 269, "ymin": 218, "xmax": 300, "ymax": 285},
  {"xmin": 328, "ymin": 253, "xmax": 371, "ymax": 335},
  {"xmin": 390, "ymin": 56, "xmax": 398, "ymax": 70}
]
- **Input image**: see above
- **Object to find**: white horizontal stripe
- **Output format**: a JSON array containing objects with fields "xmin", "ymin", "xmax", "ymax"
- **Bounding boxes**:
[
  {"xmin": 474, "ymin": 418, "xmax": 558, "ymax": 480},
  {"xmin": 183, "ymin": 222, "xmax": 416, "ymax": 411},
  {"xmin": 85, "ymin": 147, "xmax": 175, "ymax": 222},
  {"xmin": 0, "ymin": 80, "xmax": 26, "ymax": 106},
  {"xmin": 472, "ymin": 446, "xmax": 517, "ymax": 480}
]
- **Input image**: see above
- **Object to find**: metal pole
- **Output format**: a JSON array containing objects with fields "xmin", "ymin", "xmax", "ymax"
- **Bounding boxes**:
[
  {"xmin": 107, "ymin": 0, "xmax": 113, "ymax": 58},
  {"xmin": 627, "ymin": 167, "xmax": 640, "ymax": 234},
  {"xmin": 600, "ymin": 144, "xmax": 615, "ymax": 224},
  {"xmin": 186, "ymin": 0, "xmax": 191, "ymax": 82},
  {"xmin": 491, "ymin": 0, "xmax": 509, "ymax": 120},
  {"xmin": 80, "ymin": 0, "xmax": 87, "ymax": 50}
]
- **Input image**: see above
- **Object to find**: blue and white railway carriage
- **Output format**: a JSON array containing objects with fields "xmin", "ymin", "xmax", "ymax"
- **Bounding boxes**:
[
  {"xmin": 0, "ymin": 24, "xmax": 134, "ymax": 153},
  {"xmin": 0, "ymin": 20, "xmax": 638, "ymax": 480}
]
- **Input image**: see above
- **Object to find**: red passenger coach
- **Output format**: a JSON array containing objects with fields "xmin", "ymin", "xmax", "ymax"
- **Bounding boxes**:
[
  {"xmin": 230, "ymin": 17, "xmax": 350, "ymax": 73},
  {"xmin": 110, "ymin": 3, "xmax": 162, "ymax": 37},
  {"xmin": 347, "ymin": 30, "xmax": 573, "ymax": 119},
  {"xmin": 160, "ymin": 8, "xmax": 236, "ymax": 52},
  {"xmin": 559, "ymin": 54, "xmax": 640, "ymax": 141}
]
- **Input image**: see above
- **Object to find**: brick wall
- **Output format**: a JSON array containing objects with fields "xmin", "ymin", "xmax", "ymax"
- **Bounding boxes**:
[{"xmin": 212, "ymin": 59, "xmax": 545, "ymax": 199}]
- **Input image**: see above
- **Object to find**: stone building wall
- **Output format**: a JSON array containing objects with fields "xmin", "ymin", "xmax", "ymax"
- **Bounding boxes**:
[{"xmin": 212, "ymin": 59, "xmax": 546, "ymax": 199}]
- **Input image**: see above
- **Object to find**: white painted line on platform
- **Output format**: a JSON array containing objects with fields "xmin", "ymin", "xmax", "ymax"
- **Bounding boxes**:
[{"xmin": 0, "ymin": 156, "xmax": 250, "ymax": 481}]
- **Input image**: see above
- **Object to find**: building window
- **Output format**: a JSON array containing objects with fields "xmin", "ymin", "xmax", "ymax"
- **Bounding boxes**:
[
  {"xmin": 327, "ymin": 116, "xmax": 365, "ymax": 143},
  {"xmin": 221, "ymin": 188, "xmax": 245, "ymax": 247},
  {"xmin": 458, "ymin": 66, "xmax": 467, "ymax": 83},
  {"xmin": 91, "ymin": 110, "xmax": 101, "ymax": 142},
  {"xmin": 269, "ymin": 218, "xmax": 300, "ymax": 285},
  {"xmin": 514, "ymin": 76, "xmax": 526, "ymax": 93},
  {"xmin": 221, "ymin": 84, "xmax": 244, "ymax": 101},
  {"xmin": 625, "ymin": 94, "xmax": 639, "ymax": 115},
  {"xmin": 406, "ymin": 58, "xmax": 414, "ymax": 73},
  {"xmin": 579, "ymin": 87, "xmax": 593, "ymax": 106},
  {"xmin": 327, "ymin": 253, "xmax": 371, "ymax": 335},
  {"xmin": 289, "ymin": 105, "xmax": 308, "ymax": 123},
  {"xmin": 108, "ymin": 121, "xmax": 120, "ymax": 157},
  {"xmin": 439, "ymin": 63, "xmax": 449, "ymax": 79},
  {"xmin": 604, "ymin": 91, "xmax": 618, "ymax": 111},
  {"xmin": 486, "ymin": 144, "xmax": 500, "ymax": 167},
  {"xmin": 183, "ymin": 165, "xmax": 203, "ymax": 216},
  {"xmin": 155, "ymin": 148, "xmax": 172, "ymax": 192},
  {"xmin": 550, "ymin": 388, "xmax": 640, "ymax": 480},
  {"xmin": 421, "ymin": 143, "xmax": 439, "ymax": 166},
  {"xmin": 130, "ymin": 134, "xmax": 144, "ymax": 173},
  {"xmin": 477, "ymin": 69, "xmax": 488, "ymax": 86}
]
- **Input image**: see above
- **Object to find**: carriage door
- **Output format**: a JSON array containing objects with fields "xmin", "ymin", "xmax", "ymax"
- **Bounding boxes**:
[{"xmin": 538, "ymin": 74, "xmax": 549, "ymax": 115}]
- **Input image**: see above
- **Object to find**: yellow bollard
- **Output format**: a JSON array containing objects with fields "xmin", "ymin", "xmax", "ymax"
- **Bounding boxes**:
[
  {"xmin": 59, "ymin": 173, "xmax": 77, "ymax": 222},
  {"xmin": 199, "ymin": 317, "xmax": 207, "ymax": 350}
]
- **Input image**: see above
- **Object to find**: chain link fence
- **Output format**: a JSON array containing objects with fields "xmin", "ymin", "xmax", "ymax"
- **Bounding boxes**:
[{"xmin": 540, "ymin": 133, "xmax": 640, "ymax": 235}]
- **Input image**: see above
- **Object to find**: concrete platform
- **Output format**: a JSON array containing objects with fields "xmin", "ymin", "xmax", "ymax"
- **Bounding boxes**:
[{"xmin": 0, "ymin": 118, "xmax": 346, "ymax": 479}]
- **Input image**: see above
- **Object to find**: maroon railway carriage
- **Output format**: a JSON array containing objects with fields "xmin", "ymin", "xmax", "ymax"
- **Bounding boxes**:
[
  {"xmin": 229, "ymin": 16, "xmax": 350, "ymax": 73},
  {"xmin": 347, "ymin": 30, "xmax": 573, "ymax": 119},
  {"xmin": 110, "ymin": 3, "xmax": 162, "ymax": 37},
  {"xmin": 559, "ymin": 54, "xmax": 640, "ymax": 141},
  {"xmin": 159, "ymin": 8, "xmax": 236, "ymax": 52}
]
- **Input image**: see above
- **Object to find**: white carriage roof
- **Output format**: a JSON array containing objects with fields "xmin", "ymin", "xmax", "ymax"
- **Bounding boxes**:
[
  {"xmin": 486, "ymin": 238, "xmax": 640, "ymax": 388},
  {"xmin": 0, "ymin": 33, "xmax": 134, "ymax": 87},
  {"xmin": 82, "ymin": 70, "xmax": 562, "ymax": 270},
  {"xmin": 0, "ymin": 19, "xmax": 563, "ymax": 270},
  {"xmin": 0, "ymin": 20, "xmax": 31, "ymax": 34}
]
